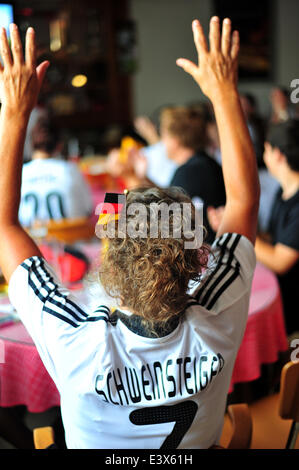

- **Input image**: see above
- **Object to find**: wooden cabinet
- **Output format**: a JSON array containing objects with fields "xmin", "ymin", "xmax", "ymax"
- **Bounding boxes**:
[{"xmin": 15, "ymin": 0, "xmax": 134, "ymax": 151}]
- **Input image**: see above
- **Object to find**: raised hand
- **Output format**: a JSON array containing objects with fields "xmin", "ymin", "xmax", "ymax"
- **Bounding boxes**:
[
  {"xmin": 176, "ymin": 17, "xmax": 239, "ymax": 101},
  {"xmin": 0, "ymin": 24, "xmax": 49, "ymax": 117}
]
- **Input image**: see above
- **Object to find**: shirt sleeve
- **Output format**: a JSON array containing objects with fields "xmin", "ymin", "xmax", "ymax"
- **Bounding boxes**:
[
  {"xmin": 8, "ymin": 256, "xmax": 110, "ymax": 389},
  {"xmin": 188, "ymin": 232, "xmax": 256, "ymax": 314}
]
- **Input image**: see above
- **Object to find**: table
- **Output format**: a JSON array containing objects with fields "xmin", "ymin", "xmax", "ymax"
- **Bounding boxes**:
[
  {"xmin": 0, "ymin": 322, "xmax": 60, "ymax": 413},
  {"xmin": 228, "ymin": 263, "xmax": 288, "ymax": 393},
  {"xmin": 0, "ymin": 261, "xmax": 289, "ymax": 413}
]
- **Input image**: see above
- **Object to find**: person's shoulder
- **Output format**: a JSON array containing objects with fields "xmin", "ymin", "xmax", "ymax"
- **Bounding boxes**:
[
  {"xmin": 284, "ymin": 190, "xmax": 299, "ymax": 222},
  {"xmin": 197, "ymin": 151, "xmax": 223, "ymax": 170},
  {"xmin": 173, "ymin": 154, "xmax": 203, "ymax": 176},
  {"xmin": 290, "ymin": 188, "xmax": 299, "ymax": 205},
  {"xmin": 278, "ymin": 188, "xmax": 299, "ymax": 213},
  {"xmin": 188, "ymin": 233, "xmax": 256, "ymax": 314},
  {"xmin": 211, "ymin": 232, "xmax": 256, "ymax": 267},
  {"xmin": 170, "ymin": 160, "xmax": 189, "ymax": 184},
  {"xmin": 22, "ymin": 159, "xmax": 39, "ymax": 170}
]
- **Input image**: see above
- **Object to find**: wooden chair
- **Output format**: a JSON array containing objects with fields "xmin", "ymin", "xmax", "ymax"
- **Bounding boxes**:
[
  {"xmin": 33, "ymin": 403, "xmax": 252, "ymax": 449},
  {"xmin": 33, "ymin": 427, "xmax": 56, "ymax": 450},
  {"xmin": 249, "ymin": 360, "xmax": 299, "ymax": 449},
  {"xmin": 215, "ymin": 403, "xmax": 252, "ymax": 449},
  {"xmin": 278, "ymin": 361, "xmax": 299, "ymax": 448}
]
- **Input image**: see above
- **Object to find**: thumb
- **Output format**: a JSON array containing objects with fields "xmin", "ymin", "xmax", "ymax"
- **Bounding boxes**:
[
  {"xmin": 176, "ymin": 58, "xmax": 198, "ymax": 78},
  {"xmin": 36, "ymin": 60, "xmax": 50, "ymax": 93}
]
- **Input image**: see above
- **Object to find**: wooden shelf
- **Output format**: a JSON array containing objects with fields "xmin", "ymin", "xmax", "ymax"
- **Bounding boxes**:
[{"xmin": 15, "ymin": 0, "xmax": 133, "ymax": 132}]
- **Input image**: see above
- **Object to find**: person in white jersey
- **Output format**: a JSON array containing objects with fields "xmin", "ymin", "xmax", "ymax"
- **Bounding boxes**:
[
  {"xmin": 0, "ymin": 18, "xmax": 259, "ymax": 449},
  {"xmin": 19, "ymin": 117, "xmax": 93, "ymax": 227}
]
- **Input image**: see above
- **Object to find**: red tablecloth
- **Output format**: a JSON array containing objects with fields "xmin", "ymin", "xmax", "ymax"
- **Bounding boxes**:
[
  {"xmin": 0, "ymin": 332, "xmax": 59, "ymax": 413},
  {"xmin": 228, "ymin": 263, "xmax": 288, "ymax": 393},
  {"xmin": 0, "ymin": 262, "xmax": 289, "ymax": 412}
]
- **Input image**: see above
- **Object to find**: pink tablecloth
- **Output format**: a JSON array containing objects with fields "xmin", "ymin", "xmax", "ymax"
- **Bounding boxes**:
[
  {"xmin": 0, "ymin": 262, "xmax": 289, "ymax": 412},
  {"xmin": 228, "ymin": 263, "xmax": 288, "ymax": 393},
  {"xmin": 0, "ymin": 333, "xmax": 60, "ymax": 413}
]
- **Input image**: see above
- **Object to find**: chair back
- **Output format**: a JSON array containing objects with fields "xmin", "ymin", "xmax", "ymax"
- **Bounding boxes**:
[
  {"xmin": 279, "ymin": 361, "xmax": 299, "ymax": 421},
  {"xmin": 278, "ymin": 360, "xmax": 299, "ymax": 448}
]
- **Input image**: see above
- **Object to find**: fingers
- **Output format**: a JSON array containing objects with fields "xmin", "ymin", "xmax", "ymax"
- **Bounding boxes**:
[
  {"xmin": 0, "ymin": 28, "xmax": 12, "ymax": 68},
  {"xmin": 25, "ymin": 27, "xmax": 36, "ymax": 69},
  {"xmin": 221, "ymin": 18, "xmax": 231, "ymax": 56},
  {"xmin": 209, "ymin": 16, "xmax": 220, "ymax": 53},
  {"xmin": 10, "ymin": 24, "xmax": 24, "ymax": 66},
  {"xmin": 231, "ymin": 30, "xmax": 240, "ymax": 60},
  {"xmin": 36, "ymin": 61, "xmax": 50, "ymax": 93},
  {"xmin": 0, "ymin": 24, "xmax": 40, "ymax": 71},
  {"xmin": 208, "ymin": 17, "xmax": 239, "ymax": 60},
  {"xmin": 192, "ymin": 19, "xmax": 208, "ymax": 59},
  {"xmin": 176, "ymin": 58, "xmax": 198, "ymax": 78}
]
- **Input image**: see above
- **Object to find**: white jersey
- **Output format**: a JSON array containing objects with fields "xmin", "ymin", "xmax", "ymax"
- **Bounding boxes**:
[
  {"xmin": 8, "ymin": 233, "xmax": 256, "ymax": 449},
  {"xmin": 142, "ymin": 141, "xmax": 178, "ymax": 188},
  {"xmin": 19, "ymin": 158, "xmax": 93, "ymax": 227}
]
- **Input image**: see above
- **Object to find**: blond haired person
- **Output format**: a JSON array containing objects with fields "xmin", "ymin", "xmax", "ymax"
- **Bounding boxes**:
[{"xmin": 0, "ymin": 19, "xmax": 259, "ymax": 448}]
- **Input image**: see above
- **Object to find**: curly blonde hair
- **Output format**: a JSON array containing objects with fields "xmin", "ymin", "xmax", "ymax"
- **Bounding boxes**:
[{"xmin": 99, "ymin": 187, "xmax": 209, "ymax": 332}]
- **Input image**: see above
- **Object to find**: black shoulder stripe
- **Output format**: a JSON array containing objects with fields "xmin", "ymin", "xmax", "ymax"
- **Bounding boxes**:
[
  {"xmin": 21, "ymin": 257, "xmax": 38, "ymax": 271},
  {"xmin": 205, "ymin": 263, "xmax": 240, "ymax": 310},
  {"xmin": 63, "ymin": 297, "xmax": 88, "ymax": 318},
  {"xmin": 94, "ymin": 305, "xmax": 110, "ymax": 314},
  {"xmin": 46, "ymin": 298, "xmax": 86, "ymax": 323},
  {"xmin": 200, "ymin": 234, "xmax": 241, "ymax": 307},
  {"xmin": 28, "ymin": 277, "xmax": 46, "ymax": 303},
  {"xmin": 43, "ymin": 306, "xmax": 80, "ymax": 328},
  {"xmin": 31, "ymin": 262, "xmax": 88, "ymax": 322},
  {"xmin": 186, "ymin": 299, "xmax": 200, "ymax": 308},
  {"xmin": 24, "ymin": 258, "xmax": 96, "ymax": 328},
  {"xmin": 85, "ymin": 316, "xmax": 109, "ymax": 323},
  {"xmin": 195, "ymin": 233, "xmax": 233, "ymax": 302}
]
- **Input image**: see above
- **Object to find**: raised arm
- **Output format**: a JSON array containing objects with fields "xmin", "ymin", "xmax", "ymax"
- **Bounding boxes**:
[
  {"xmin": 0, "ymin": 24, "xmax": 49, "ymax": 281},
  {"xmin": 177, "ymin": 17, "xmax": 260, "ymax": 244}
]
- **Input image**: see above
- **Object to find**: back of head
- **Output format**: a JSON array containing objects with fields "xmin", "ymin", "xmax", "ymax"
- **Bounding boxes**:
[
  {"xmin": 99, "ymin": 187, "xmax": 209, "ymax": 333},
  {"xmin": 267, "ymin": 119, "xmax": 299, "ymax": 172},
  {"xmin": 31, "ymin": 117, "xmax": 60, "ymax": 156},
  {"xmin": 160, "ymin": 106, "xmax": 207, "ymax": 152}
]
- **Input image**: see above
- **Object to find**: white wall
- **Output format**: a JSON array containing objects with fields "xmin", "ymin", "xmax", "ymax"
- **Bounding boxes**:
[
  {"xmin": 131, "ymin": 0, "xmax": 212, "ymax": 118},
  {"xmin": 131, "ymin": 0, "xmax": 299, "ymax": 118}
]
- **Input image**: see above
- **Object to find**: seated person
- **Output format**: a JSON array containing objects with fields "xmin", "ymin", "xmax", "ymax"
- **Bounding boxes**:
[
  {"xmin": 19, "ymin": 118, "xmax": 93, "ymax": 227},
  {"xmin": 0, "ymin": 18, "xmax": 259, "ymax": 449},
  {"xmin": 240, "ymin": 93, "xmax": 265, "ymax": 168},
  {"xmin": 255, "ymin": 120, "xmax": 299, "ymax": 335},
  {"xmin": 134, "ymin": 113, "xmax": 178, "ymax": 188},
  {"xmin": 161, "ymin": 106, "xmax": 226, "ymax": 243}
]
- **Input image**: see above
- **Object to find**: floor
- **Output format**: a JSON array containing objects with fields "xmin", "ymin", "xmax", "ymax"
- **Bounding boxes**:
[{"xmin": 220, "ymin": 393, "xmax": 299, "ymax": 449}]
